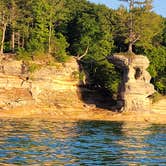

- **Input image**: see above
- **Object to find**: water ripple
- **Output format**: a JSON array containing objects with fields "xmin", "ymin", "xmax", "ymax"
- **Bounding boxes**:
[{"xmin": 0, "ymin": 119, "xmax": 165, "ymax": 165}]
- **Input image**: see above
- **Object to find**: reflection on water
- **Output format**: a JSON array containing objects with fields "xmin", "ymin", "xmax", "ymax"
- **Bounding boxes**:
[{"xmin": 0, "ymin": 119, "xmax": 165, "ymax": 165}]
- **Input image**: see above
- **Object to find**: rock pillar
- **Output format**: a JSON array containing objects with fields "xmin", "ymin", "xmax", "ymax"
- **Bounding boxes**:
[{"xmin": 107, "ymin": 54, "xmax": 155, "ymax": 112}]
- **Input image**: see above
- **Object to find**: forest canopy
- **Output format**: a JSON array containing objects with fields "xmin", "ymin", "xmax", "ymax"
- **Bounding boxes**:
[{"xmin": 0, "ymin": 0, "xmax": 165, "ymax": 95}]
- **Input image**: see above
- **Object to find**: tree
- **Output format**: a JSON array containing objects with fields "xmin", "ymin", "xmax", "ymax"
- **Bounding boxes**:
[
  {"xmin": 145, "ymin": 46, "xmax": 166, "ymax": 94},
  {"xmin": 9, "ymin": 0, "xmax": 20, "ymax": 52},
  {"xmin": 26, "ymin": 0, "xmax": 49, "ymax": 52},
  {"xmin": 25, "ymin": 0, "xmax": 66, "ymax": 54},
  {"xmin": 162, "ymin": 18, "xmax": 166, "ymax": 47},
  {"xmin": 47, "ymin": 0, "xmax": 65, "ymax": 54},
  {"xmin": 64, "ymin": 2, "xmax": 121, "ymax": 94},
  {"xmin": 0, "ymin": 0, "xmax": 9, "ymax": 54},
  {"xmin": 115, "ymin": 0, "xmax": 163, "ymax": 52}
]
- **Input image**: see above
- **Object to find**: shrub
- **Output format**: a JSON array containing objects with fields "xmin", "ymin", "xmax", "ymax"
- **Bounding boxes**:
[
  {"xmin": 150, "ymin": 92, "xmax": 165, "ymax": 103},
  {"xmin": 31, "ymin": 51, "xmax": 48, "ymax": 61},
  {"xmin": 16, "ymin": 48, "xmax": 32, "ymax": 61},
  {"xmin": 71, "ymin": 71, "xmax": 79, "ymax": 80},
  {"xmin": 51, "ymin": 33, "xmax": 70, "ymax": 63},
  {"xmin": 29, "ymin": 63, "xmax": 41, "ymax": 73}
]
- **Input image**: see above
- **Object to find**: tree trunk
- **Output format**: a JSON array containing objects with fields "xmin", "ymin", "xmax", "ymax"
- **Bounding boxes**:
[
  {"xmin": 48, "ymin": 23, "xmax": 52, "ymax": 54},
  {"xmin": 128, "ymin": 0, "xmax": 133, "ymax": 53},
  {"xmin": 128, "ymin": 42, "xmax": 133, "ymax": 53},
  {"xmin": 12, "ymin": 31, "xmax": 15, "ymax": 53},
  {"xmin": 129, "ymin": 0, "xmax": 134, "ymax": 10},
  {"xmin": 17, "ymin": 32, "xmax": 20, "ymax": 48},
  {"xmin": 21, "ymin": 36, "xmax": 25, "ymax": 48},
  {"xmin": 0, "ymin": 23, "xmax": 7, "ymax": 55}
]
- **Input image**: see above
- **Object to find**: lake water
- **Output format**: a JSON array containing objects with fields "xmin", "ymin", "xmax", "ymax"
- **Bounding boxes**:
[{"xmin": 0, "ymin": 119, "xmax": 165, "ymax": 165}]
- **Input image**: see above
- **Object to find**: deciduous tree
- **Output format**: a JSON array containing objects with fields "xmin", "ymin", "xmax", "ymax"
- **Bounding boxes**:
[{"xmin": 0, "ymin": 0, "xmax": 9, "ymax": 54}]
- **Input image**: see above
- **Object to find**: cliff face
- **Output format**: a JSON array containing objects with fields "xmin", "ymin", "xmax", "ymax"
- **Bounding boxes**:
[
  {"xmin": 0, "ymin": 55, "xmax": 165, "ymax": 116},
  {"xmin": 108, "ymin": 54, "xmax": 155, "ymax": 112},
  {"xmin": 0, "ymin": 57, "xmax": 83, "ymax": 111},
  {"xmin": 152, "ymin": 99, "xmax": 166, "ymax": 114}
]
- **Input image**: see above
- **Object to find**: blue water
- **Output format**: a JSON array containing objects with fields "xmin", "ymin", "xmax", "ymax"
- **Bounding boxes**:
[{"xmin": 0, "ymin": 119, "xmax": 165, "ymax": 165}]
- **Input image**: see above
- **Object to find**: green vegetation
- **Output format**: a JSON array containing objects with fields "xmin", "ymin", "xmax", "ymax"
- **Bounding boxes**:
[
  {"xmin": 28, "ymin": 63, "xmax": 41, "ymax": 73},
  {"xmin": 0, "ymin": 0, "xmax": 165, "ymax": 96},
  {"xmin": 150, "ymin": 92, "xmax": 166, "ymax": 103},
  {"xmin": 114, "ymin": 0, "xmax": 162, "ymax": 52}
]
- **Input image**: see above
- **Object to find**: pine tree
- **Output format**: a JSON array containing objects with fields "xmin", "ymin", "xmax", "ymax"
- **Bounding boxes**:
[{"xmin": 117, "ymin": 0, "xmax": 162, "ymax": 53}]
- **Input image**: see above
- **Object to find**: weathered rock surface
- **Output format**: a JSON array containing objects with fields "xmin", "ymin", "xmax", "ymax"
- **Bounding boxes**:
[
  {"xmin": 0, "ymin": 54, "xmax": 165, "ymax": 118},
  {"xmin": 108, "ymin": 54, "xmax": 155, "ymax": 112},
  {"xmin": 152, "ymin": 99, "xmax": 166, "ymax": 114},
  {"xmin": 0, "ymin": 57, "xmax": 83, "ymax": 110}
]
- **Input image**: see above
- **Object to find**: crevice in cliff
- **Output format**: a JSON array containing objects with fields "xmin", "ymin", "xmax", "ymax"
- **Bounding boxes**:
[{"xmin": 77, "ymin": 61, "xmax": 117, "ymax": 111}]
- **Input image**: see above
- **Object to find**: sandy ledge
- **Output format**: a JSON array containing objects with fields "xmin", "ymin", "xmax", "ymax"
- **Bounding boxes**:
[{"xmin": 0, "ymin": 105, "xmax": 165, "ymax": 124}]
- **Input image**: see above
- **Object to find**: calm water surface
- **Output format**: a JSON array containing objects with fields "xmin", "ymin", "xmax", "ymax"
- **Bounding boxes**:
[{"xmin": 0, "ymin": 119, "xmax": 165, "ymax": 165}]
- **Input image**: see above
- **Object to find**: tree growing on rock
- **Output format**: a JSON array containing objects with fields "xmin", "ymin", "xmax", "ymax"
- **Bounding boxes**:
[{"xmin": 115, "ymin": 0, "xmax": 163, "ymax": 53}]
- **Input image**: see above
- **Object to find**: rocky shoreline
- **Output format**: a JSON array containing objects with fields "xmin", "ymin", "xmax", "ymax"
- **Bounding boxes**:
[
  {"xmin": 0, "ymin": 56, "xmax": 165, "ymax": 124},
  {"xmin": 0, "ymin": 104, "xmax": 166, "ymax": 124}
]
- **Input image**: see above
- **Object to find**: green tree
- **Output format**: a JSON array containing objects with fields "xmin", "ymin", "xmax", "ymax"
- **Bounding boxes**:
[
  {"xmin": 26, "ymin": 0, "xmax": 66, "ymax": 55},
  {"xmin": 115, "ymin": 0, "xmax": 163, "ymax": 52},
  {"xmin": 162, "ymin": 18, "xmax": 166, "ymax": 47},
  {"xmin": 47, "ymin": 0, "xmax": 66, "ymax": 54},
  {"xmin": 145, "ymin": 46, "xmax": 166, "ymax": 94},
  {"xmin": 0, "ymin": 0, "xmax": 9, "ymax": 54},
  {"xmin": 64, "ymin": 2, "xmax": 120, "ymax": 94},
  {"xmin": 9, "ymin": 0, "xmax": 17, "ymax": 52},
  {"xmin": 26, "ymin": 0, "xmax": 49, "ymax": 53}
]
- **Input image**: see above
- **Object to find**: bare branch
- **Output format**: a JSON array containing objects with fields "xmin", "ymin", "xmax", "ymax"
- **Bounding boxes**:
[
  {"xmin": 76, "ymin": 45, "xmax": 89, "ymax": 61},
  {"xmin": 132, "ymin": 35, "xmax": 140, "ymax": 44}
]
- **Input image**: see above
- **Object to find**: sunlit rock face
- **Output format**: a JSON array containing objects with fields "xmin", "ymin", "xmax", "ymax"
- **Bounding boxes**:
[
  {"xmin": 107, "ymin": 54, "xmax": 155, "ymax": 112},
  {"xmin": 0, "ymin": 57, "xmax": 82, "ymax": 110},
  {"xmin": 0, "ymin": 59, "xmax": 33, "ymax": 109},
  {"xmin": 30, "ymin": 58, "xmax": 81, "ymax": 107}
]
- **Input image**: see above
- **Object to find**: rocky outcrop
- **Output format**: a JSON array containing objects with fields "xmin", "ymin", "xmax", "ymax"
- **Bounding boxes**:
[
  {"xmin": 0, "ymin": 54, "xmax": 164, "ymax": 116},
  {"xmin": 0, "ymin": 58, "xmax": 33, "ymax": 109},
  {"xmin": 107, "ymin": 54, "xmax": 155, "ymax": 112},
  {"xmin": 0, "ymin": 57, "xmax": 83, "ymax": 110},
  {"xmin": 31, "ymin": 58, "xmax": 81, "ymax": 107}
]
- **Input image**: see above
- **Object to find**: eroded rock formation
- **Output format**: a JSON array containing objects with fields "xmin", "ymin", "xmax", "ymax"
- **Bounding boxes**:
[
  {"xmin": 0, "ymin": 57, "xmax": 83, "ymax": 110},
  {"xmin": 107, "ymin": 54, "xmax": 155, "ymax": 112}
]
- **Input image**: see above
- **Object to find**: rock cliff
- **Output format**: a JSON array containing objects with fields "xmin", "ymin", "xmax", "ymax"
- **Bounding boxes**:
[
  {"xmin": 107, "ymin": 54, "xmax": 155, "ymax": 112},
  {"xmin": 0, "ymin": 55, "xmax": 165, "ymax": 118},
  {"xmin": 0, "ymin": 57, "xmax": 83, "ymax": 111}
]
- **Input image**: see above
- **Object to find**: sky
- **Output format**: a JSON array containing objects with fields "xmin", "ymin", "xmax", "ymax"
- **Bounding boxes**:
[{"xmin": 89, "ymin": 0, "xmax": 166, "ymax": 17}]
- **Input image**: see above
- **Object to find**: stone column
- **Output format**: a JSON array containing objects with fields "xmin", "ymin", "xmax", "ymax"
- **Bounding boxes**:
[{"xmin": 107, "ymin": 54, "xmax": 155, "ymax": 112}]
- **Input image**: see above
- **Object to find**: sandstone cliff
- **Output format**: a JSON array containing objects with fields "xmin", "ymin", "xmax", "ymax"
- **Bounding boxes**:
[
  {"xmin": 0, "ymin": 55, "xmax": 165, "ymax": 121},
  {"xmin": 107, "ymin": 54, "xmax": 156, "ymax": 112},
  {"xmin": 152, "ymin": 99, "xmax": 166, "ymax": 114},
  {"xmin": 0, "ymin": 57, "xmax": 84, "ymax": 111}
]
